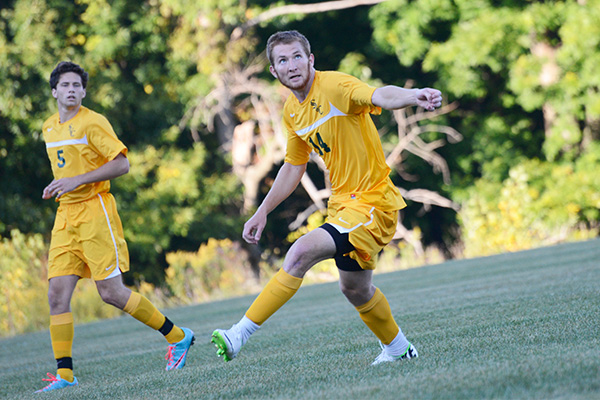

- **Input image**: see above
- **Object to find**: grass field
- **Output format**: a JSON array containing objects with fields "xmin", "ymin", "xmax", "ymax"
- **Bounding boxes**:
[{"xmin": 1, "ymin": 239, "xmax": 599, "ymax": 399}]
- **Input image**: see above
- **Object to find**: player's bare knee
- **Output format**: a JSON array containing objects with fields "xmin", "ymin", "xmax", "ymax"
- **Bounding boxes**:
[
  {"xmin": 283, "ymin": 257, "xmax": 310, "ymax": 277},
  {"xmin": 283, "ymin": 245, "xmax": 312, "ymax": 276},
  {"xmin": 339, "ymin": 282, "xmax": 372, "ymax": 305},
  {"xmin": 97, "ymin": 287, "xmax": 120, "ymax": 307},
  {"xmin": 48, "ymin": 294, "xmax": 68, "ymax": 313},
  {"xmin": 339, "ymin": 281, "xmax": 358, "ymax": 299},
  {"xmin": 47, "ymin": 287, "xmax": 72, "ymax": 313}
]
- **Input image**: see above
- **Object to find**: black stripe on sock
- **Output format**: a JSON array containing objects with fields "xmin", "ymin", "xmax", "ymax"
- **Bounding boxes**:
[
  {"xmin": 56, "ymin": 357, "xmax": 73, "ymax": 370},
  {"xmin": 159, "ymin": 317, "xmax": 174, "ymax": 336}
]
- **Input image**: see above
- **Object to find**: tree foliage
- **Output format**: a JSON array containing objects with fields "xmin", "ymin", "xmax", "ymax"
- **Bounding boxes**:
[
  {"xmin": 1, "ymin": 0, "xmax": 246, "ymax": 283},
  {"xmin": 0, "ymin": 230, "xmax": 127, "ymax": 337},
  {"xmin": 1, "ymin": 0, "xmax": 598, "ymax": 297},
  {"xmin": 460, "ymin": 145, "xmax": 600, "ymax": 257},
  {"xmin": 165, "ymin": 238, "xmax": 264, "ymax": 304},
  {"xmin": 0, "ymin": 230, "xmax": 48, "ymax": 336},
  {"xmin": 370, "ymin": 0, "xmax": 600, "ymax": 181}
]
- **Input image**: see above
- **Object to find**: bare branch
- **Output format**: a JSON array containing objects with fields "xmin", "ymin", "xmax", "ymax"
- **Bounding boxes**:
[
  {"xmin": 398, "ymin": 188, "xmax": 459, "ymax": 211},
  {"xmin": 416, "ymin": 124, "xmax": 463, "ymax": 143},
  {"xmin": 232, "ymin": 0, "xmax": 389, "ymax": 40},
  {"xmin": 405, "ymin": 101, "xmax": 459, "ymax": 126},
  {"xmin": 299, "ymin": 174, "xmax": 328, "ymax": 211},
  {"xmin": 386, "ymin": 100, "xmax": 462, "ymax": 185},
  {"xmin": 289, "ymin": 204, "xmax": 323, "ymax": 231},
  {"xmin": 404, "ymin": 142, "xmax": 452, "ymax": 184},
  {"xmin": 393, "ymin": 221, "xmax": 424, "ymax": 257}
]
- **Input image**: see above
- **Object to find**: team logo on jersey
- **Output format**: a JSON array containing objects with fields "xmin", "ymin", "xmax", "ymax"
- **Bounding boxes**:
[
  {"xmin": 69, "ymin": 124, "xmax": 75, "ymax": 137},
  {"xmin": 47, "ymin": 127, "xmax": 52, "ymax": 132},
  {"xmin": 310, "ymin": 99, "xmax": 323, "ymax": 115}
]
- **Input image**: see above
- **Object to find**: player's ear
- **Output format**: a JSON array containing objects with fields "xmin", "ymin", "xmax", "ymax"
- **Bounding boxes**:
[
  {"xmin": 308, "ymin": 53, "xmax": 314, "ymax": 67},
  {"xmin": 82, "ymin": 88, "xmax": 86, "ymax": 99},
  {"xmin": 269, "ymin": 65, "xmax": 278, "ymax": 79},
  {"xmin": 52, "ymin": 88, "xmax": 57, "ymax": 99}
]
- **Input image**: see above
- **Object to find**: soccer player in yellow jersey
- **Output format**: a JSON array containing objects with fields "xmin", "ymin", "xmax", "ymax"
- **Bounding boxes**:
[
  {"xmin": 35, "ymin": 62, "xmax": 194, "ymax": 393},
  {"xmin": 212, "ymin": 31, "xmax": 442, "ymax": 365}
]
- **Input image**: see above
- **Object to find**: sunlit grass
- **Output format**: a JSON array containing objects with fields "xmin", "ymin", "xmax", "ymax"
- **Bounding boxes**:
[{"xmin": 1, "ymin": 239, "xmax": 599, "ymax": 399}]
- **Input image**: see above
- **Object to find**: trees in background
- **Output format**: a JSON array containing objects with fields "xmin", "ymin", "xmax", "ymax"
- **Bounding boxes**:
[
  {"xmin": 1, "ymin": 0, "xmax": 598, "ymax": 312},
  {"xmin": 369, "ymin": 0, "xmax": 600, "ymax": 252},
  {"xmin": 372, "ymin": 0, "xmax": 600, "ymax": 175}
]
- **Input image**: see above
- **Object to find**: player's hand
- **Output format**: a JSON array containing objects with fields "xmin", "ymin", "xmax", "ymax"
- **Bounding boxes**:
[
  {"xmin": 242, "ymin": 210, "xmax": 267, "ymax": 245},
  {"xmin": 416, "ymin": 88, "xmax": 442, "ymax": 111},
  {"xmin": 42, "ymin": 177, "xmax": 81, "ymax": 200}
]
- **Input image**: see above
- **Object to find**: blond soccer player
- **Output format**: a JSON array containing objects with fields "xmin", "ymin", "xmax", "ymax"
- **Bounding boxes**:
[
  {"xmin": 212, "ymin": 31, "xmax": 442, "ymax": 365},
  {"xmin": 36, "ymin": 62, "xmax": 194, "ymax": 393}
]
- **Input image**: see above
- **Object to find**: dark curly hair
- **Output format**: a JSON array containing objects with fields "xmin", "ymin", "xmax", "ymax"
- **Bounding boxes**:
[{"xmin": 49, "ymin": 61, "xmax": 88, "ymax": 90}]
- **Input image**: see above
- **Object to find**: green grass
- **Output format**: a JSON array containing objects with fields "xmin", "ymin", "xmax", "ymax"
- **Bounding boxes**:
[{"xmin": 2, "ymin": 239, "xmax": 599, "ymax": 399}]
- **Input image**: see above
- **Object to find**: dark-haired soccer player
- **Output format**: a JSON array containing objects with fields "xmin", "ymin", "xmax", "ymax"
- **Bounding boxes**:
[
  {"xmin": 36, "ymin": 61, "xmax": 194, "ymax": 393},
  {"xmin": 212, "ymin": 30, "xmax": 442, "ymax": 365}
]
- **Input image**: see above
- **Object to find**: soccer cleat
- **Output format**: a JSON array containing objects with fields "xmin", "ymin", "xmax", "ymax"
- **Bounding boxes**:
[
  {"xmin": 165, "ymin": 327, "xmax": 195, "ymax": 371},
  {"xmin": 371, "ymin": 342, "xmax": 418, "ymax": 366},
  {"xmin": 211, "ymin": 325, "xmax": 244, "ymax": 362},
  {"xmin": 34, "ymin": 373, "xmax": 78, "ymax": 393}
]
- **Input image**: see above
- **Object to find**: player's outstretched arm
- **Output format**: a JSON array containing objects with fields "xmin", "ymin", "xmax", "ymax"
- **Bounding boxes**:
[
  {"xmin": 242, "ymin": 162, "xmax": 306, "ymax": 244},
  {"xmin": 42, "ymin": 153, "xmax": 129, "ymax": 199},
  {"xmin": 372, "ymin": 86, "xmax": 442, "ymax": 111}
]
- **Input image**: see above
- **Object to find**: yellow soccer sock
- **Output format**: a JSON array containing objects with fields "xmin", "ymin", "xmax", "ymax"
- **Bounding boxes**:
[
  {"xmin": 245, "ymin": 269, "xmax": 303, "ymax": 325},
  {"xmin": 123, "ymin": 292, "xmax": 185, "ymax": 344},
  {"xmin": 50, "ymin": 313, "xmax": 74, "ymax": 383},
  {"xmin": 163, "ymin": 321, "xmax": 185, "ymax": 344},
  {"xmin": 57, "ymin": 368, "xmax": 74, "ymax": 382},
  {"xmin": 355, "ymin": 288, "xmax": 400, "ymax": 345}
]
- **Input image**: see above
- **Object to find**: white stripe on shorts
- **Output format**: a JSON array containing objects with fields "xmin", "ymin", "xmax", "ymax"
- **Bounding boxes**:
[
  {"xmin": 97, "ymin": 194, "xmax": 121, "ymax": 280},
  {"xmin": 328, "ymin": 206, "xmax": 375, "ymax": 233}
]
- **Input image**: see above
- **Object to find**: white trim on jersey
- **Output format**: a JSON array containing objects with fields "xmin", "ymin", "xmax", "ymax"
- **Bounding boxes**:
[
  {"xmin": 97, "ymin": 194, "xmax": 121, "ymax": 280},
  {"xmin": 294, "ymin": 102, "xmax": 347, "ymax": 136},
  {"xmin": 45, "ymin": 135, "xmax": 89, "ymax": 148},
  {"xmin": 328, "ymin": 206, "xmax": 375, "ymax": 233}
]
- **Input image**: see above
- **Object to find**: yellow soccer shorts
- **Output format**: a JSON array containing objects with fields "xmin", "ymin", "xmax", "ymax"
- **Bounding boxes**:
[
  {"xmin": 48, "ymin": 192, "xmax": 130, "ymax": 281},
  {"xmin": 325, "ymin": 201, "xmax": 399, "ymax": 270}
]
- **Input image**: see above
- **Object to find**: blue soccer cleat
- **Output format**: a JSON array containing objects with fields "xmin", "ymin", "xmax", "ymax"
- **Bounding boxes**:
[
  {"xmin": 165, "ymin": 327, "xmax": 195, "ymax": 370},
  {"xmin": 34, "ymin": 373, "xmax": 78, "ymax": 393}
]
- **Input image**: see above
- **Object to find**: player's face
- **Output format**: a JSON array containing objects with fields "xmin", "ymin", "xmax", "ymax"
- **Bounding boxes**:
[
  {"xmin": 52, "ymin": 72, "xmax": 86, "ymax": 109},
  {"xmin": 269, "ymin": 42, "xmax": 314, "ymax": 92}
]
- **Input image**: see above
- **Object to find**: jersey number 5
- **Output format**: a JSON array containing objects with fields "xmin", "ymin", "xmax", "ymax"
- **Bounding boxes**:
[
  {"xmin": 308, "ymin": 132, "xmax": 331, "ymax": 156},
  {"xmin": 57, "ymin": 149, "xmax": 66, "ymax": 168}
]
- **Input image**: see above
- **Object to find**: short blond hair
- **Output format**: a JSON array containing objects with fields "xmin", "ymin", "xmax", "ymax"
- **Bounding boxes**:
[{"xmin": 266, "ymin": 30, "xmax": 311, "ymax": 65}]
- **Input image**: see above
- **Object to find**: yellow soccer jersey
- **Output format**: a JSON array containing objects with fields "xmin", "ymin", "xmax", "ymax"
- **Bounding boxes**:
[
  {"xmin": 283, "ymin": 71, "xmax": 406, "ymax": 211},
  {"xmin": 42, "ymin": 106, "xmax": 128, "ymax": 204}
]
